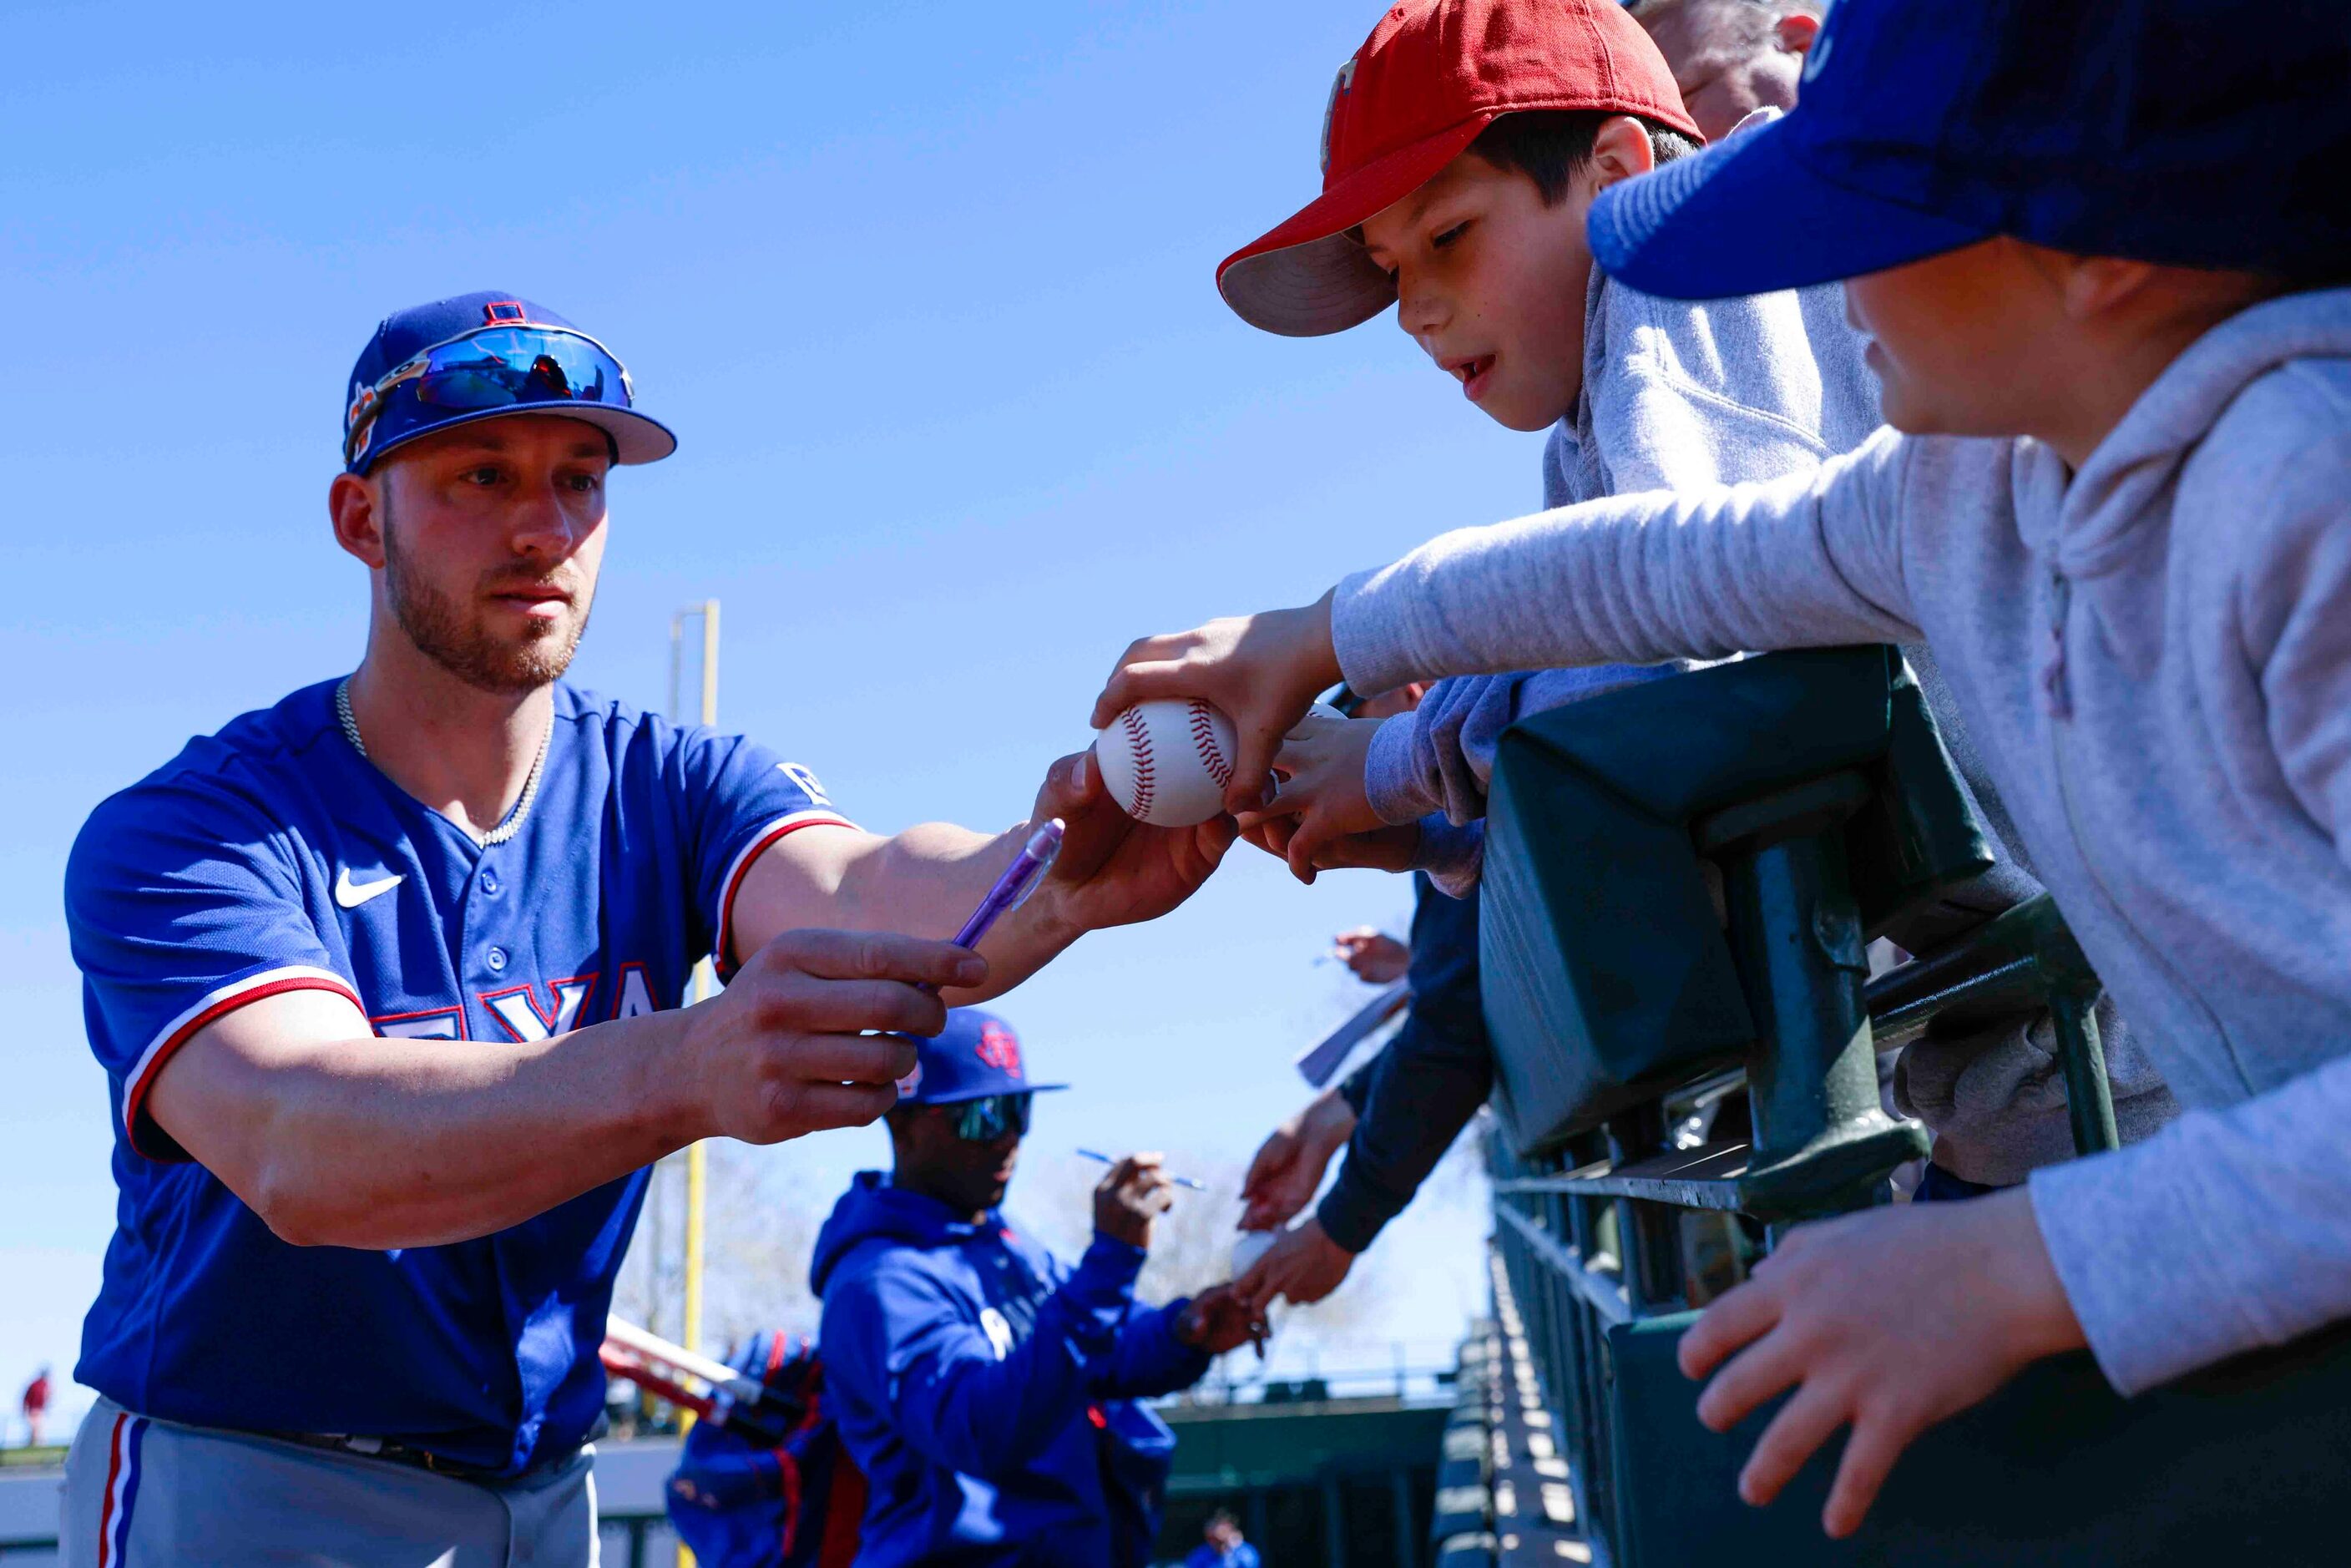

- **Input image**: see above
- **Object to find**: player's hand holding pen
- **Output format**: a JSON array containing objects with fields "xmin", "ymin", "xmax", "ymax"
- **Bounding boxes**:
[
  {"xmin": 677, "ymin": 929, "xmax": 978, "ymax": 1145},
  {"xmin": 1090, "ymin": 591, "xmax": 1342, "ymax": 817},
  {"xmin": 1091, "ymin": 1151, "xmax": 1179, "ymax": 1249}
]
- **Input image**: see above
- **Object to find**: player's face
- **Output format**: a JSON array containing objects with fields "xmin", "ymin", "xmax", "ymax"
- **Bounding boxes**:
[
  {"xmin": 372, "ymin": 417, "xmax": 612, "ymax": 695},
  {"xmin": 899, "ymin": 1106, "xmax": 1024, "ymax": 1219},
  {"xmin": 1359, "ymin": 153, "xmax": 1600, "ymax": 433}
]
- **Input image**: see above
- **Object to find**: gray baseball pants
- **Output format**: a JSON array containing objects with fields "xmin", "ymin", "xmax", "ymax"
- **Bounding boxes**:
[{"xmin": 60, "ymin": 1398, "xmax": 599, "ymax": 1566}]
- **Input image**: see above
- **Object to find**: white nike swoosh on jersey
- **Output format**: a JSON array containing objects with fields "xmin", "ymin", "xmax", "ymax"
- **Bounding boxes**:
[{"xmin": 334, "ymin": 867, "xmax": 404, "ymax": 908}]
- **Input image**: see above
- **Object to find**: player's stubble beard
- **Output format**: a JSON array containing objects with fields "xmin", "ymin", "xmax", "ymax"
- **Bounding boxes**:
[{"xmin": 380, "ymin": 496, "xmax": 595, "ymax": 696}]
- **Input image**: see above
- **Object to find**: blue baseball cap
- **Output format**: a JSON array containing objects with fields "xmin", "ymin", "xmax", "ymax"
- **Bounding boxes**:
[
  {"xmin": 1588, "ymin": 0, "xmax": 2351, "ymax": 301},
  {"xmin": 341, "ymin": 291, "xmax": 678, "ymax": 473},
  {"xmin": 892, "ymin": 1009, "xmax": 1069, "ymax": 1106}
]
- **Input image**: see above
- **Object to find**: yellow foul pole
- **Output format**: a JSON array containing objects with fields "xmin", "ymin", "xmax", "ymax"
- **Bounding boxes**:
[{"xmin": 674, "ymin": 600, "xmax": 720, "ymax": 1568}]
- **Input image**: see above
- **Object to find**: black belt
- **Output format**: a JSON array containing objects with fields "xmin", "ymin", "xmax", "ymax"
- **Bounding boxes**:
[
  {"xmin": 270, "ymin": 1430, "xmax": 514, "ymax": 1483},
  {"xmin": 265, "ymin": 1411, "xmax": 604, "ymax": 1484}
]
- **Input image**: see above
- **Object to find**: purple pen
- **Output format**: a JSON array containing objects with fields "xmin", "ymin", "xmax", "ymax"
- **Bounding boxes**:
[{"xmin": 939, "ymin": 819, "xmax": 1064, "ymax": 972}]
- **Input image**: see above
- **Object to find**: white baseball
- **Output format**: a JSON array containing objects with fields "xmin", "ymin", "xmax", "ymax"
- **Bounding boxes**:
[
  {"xmin": 1231, "ymin": 1228, "xmax": 1281, "ymax": 1278},
  {"xmin": 1095, "ymin": 699, "xmax": 1239, "ymax": 827}
]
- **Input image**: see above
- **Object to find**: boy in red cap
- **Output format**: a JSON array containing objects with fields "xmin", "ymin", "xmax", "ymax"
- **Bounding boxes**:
[
  {"xmin": 1216, "ymin": 0, "xmax": 1880, "ymax": 891},
  {"xmin": 1213, "ymin": 0, "xmax": 2172, "ymax": 1313},
  {"xmin": 1101, "ymin": 0, "xmax": 2351, "ymax": 1539}
]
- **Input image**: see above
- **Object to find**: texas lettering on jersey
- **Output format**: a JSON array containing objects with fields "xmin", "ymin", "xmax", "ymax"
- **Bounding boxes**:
[{"xmin": 371, "ymin": 962, "xmax": 665, "ymax": 1041}]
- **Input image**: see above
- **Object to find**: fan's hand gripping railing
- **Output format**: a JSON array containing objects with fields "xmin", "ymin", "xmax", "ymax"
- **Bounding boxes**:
[{"xmin": 1470, "ymin": 646, "xmax": 2345, "ymax": 1566}]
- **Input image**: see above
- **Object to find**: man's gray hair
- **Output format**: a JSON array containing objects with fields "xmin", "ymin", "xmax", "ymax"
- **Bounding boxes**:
[{"xmin": 1630, "ymin": 0, "xmax": 1824, "ymax": 23}]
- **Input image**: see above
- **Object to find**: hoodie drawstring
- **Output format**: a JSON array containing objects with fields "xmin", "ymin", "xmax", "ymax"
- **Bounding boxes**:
[{"xmin": 2040, "ymin": 569, "xmax": 2075, "ymax": 721}]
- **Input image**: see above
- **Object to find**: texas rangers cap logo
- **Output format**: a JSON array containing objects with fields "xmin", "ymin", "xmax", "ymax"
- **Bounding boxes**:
[{"xmin": 975, "ymin": 1021, "xmax": 1022, "ymax": 1075}]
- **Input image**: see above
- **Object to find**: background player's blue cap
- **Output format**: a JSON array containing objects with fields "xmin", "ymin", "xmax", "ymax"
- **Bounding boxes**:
[
  {"xmin": 341, "ymin": 290, "xmax": 678, "ymax": 473},
  {"xmin": 1588, "ymin": 0, "xmax": 2351, "ymax": 301},
  {"xmin": 892, "ymin": 1009, "xmax": 1069, "ymax": 1106}
]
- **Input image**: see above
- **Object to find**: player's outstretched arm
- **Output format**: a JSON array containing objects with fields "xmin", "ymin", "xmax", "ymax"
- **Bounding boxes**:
[
  {"xmin": 730, "ymin": 750, "xmax": 1234, "ymax": 1004},
  {"xmin": 1090, "ymin": 593, "xmax": 1342, "ymax": 817},
  {"xmin": 146, "ymin": 929, "xmax": 973, "ymax": 1250}
]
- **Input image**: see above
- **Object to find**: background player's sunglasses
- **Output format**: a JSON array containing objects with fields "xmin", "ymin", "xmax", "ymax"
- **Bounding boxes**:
[
  {"xmin": 947, "ymin": 1093, "xmax": 1033, "ymax": 1143},
  {"xmin": 343, "ymin": 325, "xmax": 637, "ymax": 464}
]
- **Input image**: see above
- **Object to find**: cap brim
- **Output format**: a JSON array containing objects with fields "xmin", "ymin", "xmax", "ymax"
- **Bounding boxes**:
[
  {"xmin": 361, "ymin": 403, "xmax": 678, "ymax": 473},
  {"xmin": 914, "ymin": 1083, "xmax": 1070, "ymax": 1105},
  {"xmin": 1217, "ymin": 117, "xmax": 1494, "ymax": 337},
  {"xmin": 1588, "ymin": 114, "xmax": 1993, "ymax": 301}
]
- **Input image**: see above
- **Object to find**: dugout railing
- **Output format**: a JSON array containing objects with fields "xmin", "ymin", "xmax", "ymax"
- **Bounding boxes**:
[{"xmin": 1472, "ymin": 646, "xmax": 2351, "ymax": 1566}]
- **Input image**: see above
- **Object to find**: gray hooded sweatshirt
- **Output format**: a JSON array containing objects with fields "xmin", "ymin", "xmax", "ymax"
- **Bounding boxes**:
[
  {"xmin": 1328, "ymin": 289, "xmax": 2351, "ymax": 1394},
  {"xmin": 1375, "ymin": 262, "xmax": 1876, "ymax": 855},
  {"xmin": 1377, "ymin": 263, "xmax": 2173, "ymax": 1182}
]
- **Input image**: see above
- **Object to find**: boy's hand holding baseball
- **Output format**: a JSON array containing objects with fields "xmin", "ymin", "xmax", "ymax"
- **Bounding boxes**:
[
  {"xmin": 1679, "ymin": 1188, "xmax": 2085, "ymax": 1540},
  {"xmin": 1091, "ymin": 592, "xmax": 1342, "ymax": 816},
  {"xmin": 1244, "ymin": 818, "xmax": 1422, "ymax": 880},
  {"xmin": 1236, "ymin": 713, "xmax": 1390, "ymax": 882}
]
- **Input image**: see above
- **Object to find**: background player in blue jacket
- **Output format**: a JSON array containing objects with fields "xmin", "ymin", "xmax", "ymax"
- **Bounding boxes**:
[
  {"xmin": 57, "ymin": 292, "xmax": 1233, "ymax": 1565},
  {"xmin": 811, "ymin": 1009, "xmax": 1264, "ymax": 1568}
]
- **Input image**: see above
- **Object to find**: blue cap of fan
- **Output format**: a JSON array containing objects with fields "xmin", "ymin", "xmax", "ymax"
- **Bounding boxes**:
[{"xmin": 1587, "ymin": 0, "xmax": 2351, "ymax": 301}]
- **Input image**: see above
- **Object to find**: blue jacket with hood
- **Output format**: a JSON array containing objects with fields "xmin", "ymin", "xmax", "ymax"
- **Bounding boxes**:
[{"xmin": 811, "ymin": 1171, "xmax": 1211, "ymax": 1567}]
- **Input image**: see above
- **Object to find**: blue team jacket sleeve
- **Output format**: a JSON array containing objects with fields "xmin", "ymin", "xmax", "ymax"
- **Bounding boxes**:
[
  {"xmin": 834, "ymin": 1237, "xmax": 1154, "ymax": 1480},
  {"xmin": 65, "ymin": 777, "xmax": 360, "ymax": 1161},
  {"xmin": 1095, "ymin": 1300, "xmax": 1212, "ymax": 1400},
  {"xmin": 669, "ymin": 725, "xmax": 857, "ymax": 977}
]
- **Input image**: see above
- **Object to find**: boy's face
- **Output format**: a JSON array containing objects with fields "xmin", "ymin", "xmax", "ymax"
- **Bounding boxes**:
[
  {"xmin": 1845, "ymin": 240, "xmax": 2062, "ymax": 441},
  {"xmin": 1358, "ymin": 152, "xmax": 1606, "ymax": 433},
  {"xmin": 1848, "ymin": 238, "xmax": 2279, "ymax": 467}
]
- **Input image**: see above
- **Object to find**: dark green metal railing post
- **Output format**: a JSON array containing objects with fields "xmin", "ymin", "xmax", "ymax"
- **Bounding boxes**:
[
  {"xmin": 2051, "ymin": 986, "xmax": 2121, "ymax": 1156},
  {"xmin": 1607, "ymin": 1105, "xmax": 1686, "ymax": 1312},
  {"xmin": 1388, "ymin": 1467, "xmax": 1418, "ymax": 1568},
  {"xmin": 1700, "ymin": 774, "xmax": 1919, "ymax": 1233},
  {"xmin": 1322, "ymin": 1469, "xmax": 1350, "ymax": 1568}
]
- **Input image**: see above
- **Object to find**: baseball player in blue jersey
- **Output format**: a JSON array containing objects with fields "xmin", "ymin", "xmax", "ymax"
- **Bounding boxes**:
[{"xmin": 57, "ymin": 291, "xmax": 1235, "ymax": 1566}]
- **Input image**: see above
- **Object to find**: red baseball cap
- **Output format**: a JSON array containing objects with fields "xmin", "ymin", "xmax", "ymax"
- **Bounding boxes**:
[{"xmin": 1218, "ymin": 0, "xmax": 1702, "ymax": 337}]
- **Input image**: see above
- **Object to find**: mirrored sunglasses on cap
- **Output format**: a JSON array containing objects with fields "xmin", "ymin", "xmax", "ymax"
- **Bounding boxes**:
[
  {"xmin": 947, "ymin": 1093, "xmax": 1034, "ymax": 1143},
  {"xmin": 343, "ymin": 323, "xmax": 637, "ymax": 466}
]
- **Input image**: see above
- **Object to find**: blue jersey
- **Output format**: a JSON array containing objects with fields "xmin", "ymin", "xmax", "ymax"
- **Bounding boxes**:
[{"xmin": 64, "ymin": 679, "xmax": 852, "ymax": 1475}]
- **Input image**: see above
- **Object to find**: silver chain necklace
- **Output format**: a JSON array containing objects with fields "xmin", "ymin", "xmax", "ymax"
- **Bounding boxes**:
[{"xmin": 336, "ymin": 677, "xmax": 550, "ymax": 847}]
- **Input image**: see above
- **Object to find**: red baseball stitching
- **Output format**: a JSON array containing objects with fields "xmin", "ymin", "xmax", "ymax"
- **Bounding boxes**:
[
  {"xmin": 1120, "ymin": 706, "xmax": 1155, "ymax": 817},
  {"xmin": 1190, "ymin": 701, "xmax": 1234, "ymax": 789}
]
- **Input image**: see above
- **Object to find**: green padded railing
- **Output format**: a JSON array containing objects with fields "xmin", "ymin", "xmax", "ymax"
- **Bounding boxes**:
[{"xmin": 1474, "ymin": 645, "xmax": 2351, "ymax": 1565}]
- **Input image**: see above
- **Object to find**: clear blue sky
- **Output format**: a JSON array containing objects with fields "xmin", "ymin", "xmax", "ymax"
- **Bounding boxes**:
[{"xmin": 0, "ymin": 0, "xmax": 1546, "ymax": 1426}]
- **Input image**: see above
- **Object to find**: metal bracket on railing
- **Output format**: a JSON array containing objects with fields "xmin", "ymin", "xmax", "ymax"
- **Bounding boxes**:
[{"xmin": 1866, "ymin": 893, "xmax": 2119, "ymax": 1156}]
